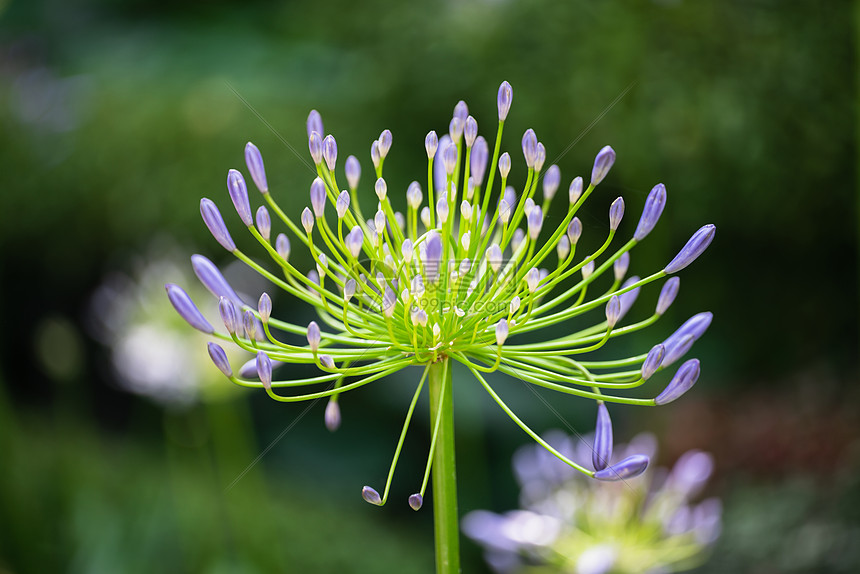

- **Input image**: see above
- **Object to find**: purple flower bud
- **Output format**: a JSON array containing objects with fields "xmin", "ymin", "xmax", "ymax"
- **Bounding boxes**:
[
  {"xmin": 594, "ymin": 454, "xmax": 649, "ymax": 481},
  {"xmin": 219, "ymin": 296, "xmax": 239, "ymax": 334},
  {"xmin": 243, "ymin": 309, "xmax": 257, "ymax": 340},
  {"xmin": 382, "ymin": 286, "xmax": 396, "ymax": 317},
  {"xmin": 557, "ymin": 235, "xmax": 571, "ymax": 260},
  {"xmin": 425, "ymin": 130, "xmax": 438, "ymax": 159},
  {"xmin": 641, "ymin": 344, "xmax": 665, "ymax": 380},
  {"xmin": 435, "ymin": 197, "xmax": 449, "ymax": 225},
  {"xmin": 408, "ymin": 493, "xmax": 423, "ymax": 511},
  {"xmin": 443, "ymin": 142, "xmax": 457, "ymax": 176},
  {"xmin": 524, "ymin": 197, "xmax": 535, "ymax": 216},
  {"xmin": 495, "ymin": 318, "xmax": 509, "ymax": 346},
  {"xmin": 614, "ymin": 252, "xmax": 630, "ymax": 282},
  {"xmin": 301, "ymin": 207, "xmax": 314, "ymax": 234},
  {"xmin": 470, "ymin": 136, "xmax": 488, "ymax": 186},
  {"xmin": 665, "ymin": 224, "xmax": 716, "ymax": 274},
  {"xmin": 276, "ymin": 233, "xmax": 291, "ymax": 262},
  {"xmin": 433, "ymin": 135, "xmax": 453, "ymax": 192},
  {"xmin": 617, "ymin": 276, "xmax": 640, "ymax": 321},
  {"xmin": 309, "ymin": 178, "xmax": 326, "ymax": 218},
  {"xmin": 308, "ymin": 131, "xmax": 323, "ymax": 165},
  {"xmin": 605, "ymin": 295, "xmax": 621, "ymax": 328},
  {"xmin": 527, "ymin": 205, "xmax": 543, "ymax": 240},
  {"xmin": 258, "ymin": 292, "xmax": 272, "ymax": 322},
  {"xmin": 661, "ymin": 312, "xmax": 712, "ymax": 367},
  {"xmin": 655, "ymin": 358, "xmax": 701, "ymax": 405},
  {"xmin": 255, "ymin": 205, "xmax": 271, "ymax": 241},
  {"xmin": 244, "ymin": 142, "xmax": 268, "ymax": 193},
  {"xmin": 449, "ymin": 117, "xmax": 463, "ymax": 142},
  {"xmin": 569, "ymin": 176, "xmax": 584, "ymax": 205},
  {"xmin": 522, "ymin": 129, "xmax": 537, "ymax": 168},
  {"xmin": 591, "ymin": 145, "xmax": 616, "ymax": 186},
  {"xmin": 375, "ymin": 177, "xmax": 387, "ymax": 201},
  {"xmin": 374, "ymin": 209, "xmax": 386, "ymax": 235},
  {"xmin": 425, "ymin": 232, "xmax": 443, "ymax": 282},
  {"xmin": 567, "ymin": 217, "xmax": 582, "ymax": 244},
  {"xmin": 306, "ymin": 109, "xmax": 323, "ymax": 139},
  {"xmin": 344, "ymin": 278, "xmax": 357, "ymax": 301},
  {"xmin": 200, "ymin": 198, "xmax": 236, "ymax": 252},
  {"xmin": 656, "ymin": 277, "xmax": 680, "ymax": 315},
  {"xmin": 406, "ymin": 181, "xmax": 423, "ymax": 210},
  {"xmin": 333, "ymin": 190, "xmax": 350, "ymax": 219},
  {"xmin": 238, "ymin": 356, "xmax": 283, "ymax": 379},
  {"xmin": 634, "ymin": 183, "xmax": 667, "ymax": 241},
  {"xmin": 534, "ymin": 142, "xmax": 546, "ymax": 172},
  {"xmin": 325, "ymin": 400, "xmax": 341, "ymax": 431},
  {"xmin": 378, "ymin": 129, "xmax": 392, "ymax": 159},
  {"xmin": 362, "ymin": 485, "xmax": 382, "ymax": 506},
  {"xmin": 497, "ymin": 80, "xmax": 513, "ymax": 121},
  {"xmin": 320, "ymin": 354, "xmax": 335, "ymax": 369},
  {"xmin": 191, "ymin": 254, "xmax": 243, "ymax": 306},
  {"xmin": 307, "ymin": 321, "xmax": 321, "ymax": 353},
  {"xmin": 543, "ymin": 165, "xmax": 561, "ymax": 201},
  {"xmin": 511, "ymin": 228, "xmax": 525, "ymax": 253},
  {"xmin": 609, "ymin": 197, "xmax": 625, "ymax": 231},
  {"xmin": 593, "ymin": 403, "xmax": 613, "ymax": 471},
  {"xmin": 323, "ymin": 134, "xmax": 337, "ymax": 171},
  {"xmin": 370, "ymin": 140, "xmax": 381, "ymax": 169},
  {"xmin": 498, "ymin": 152, "xmax": 511, "ymax": 179},
  {"xmin": 453, "ymin": 100, "xmax": 468, "ymax": 123},
  {"xmin": 464, "ymin": 116, "xmax": 478, "ymax": 148},
  {"xmin": 346, "ymin": 226, "xmax": 363, "ymax": 258},
  {"xmin": 165, "ymin": 284, "xmax": 213, "ymax": 333},
  {"xmin": 256, "ymin": 350, "xmax": 272, "ymax": 390},
  {"xmin": 207, "ymin": 342, "xmax": 232, "ymax": 377},
  {"xmin": 487, "ymin": 244, "xmax": 503, "ymax": 273},
  {"xmin": 525, "ymin": 267, "xmax": 539, "ymax": 293},
  {"xmin": 345, "ymin": 155, "xmax": 361, "ymax": 190}
]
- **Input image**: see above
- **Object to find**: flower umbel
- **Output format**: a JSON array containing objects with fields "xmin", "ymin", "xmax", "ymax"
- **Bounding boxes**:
[{"xmin": 168, "ymin": 81, "xmax": 716, "ymax": 508}]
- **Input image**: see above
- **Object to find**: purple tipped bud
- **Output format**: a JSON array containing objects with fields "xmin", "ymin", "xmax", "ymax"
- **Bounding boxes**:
[
  {"xmin": 436, "ymin": 197, "xmax": 449, "ymax": 225},
  {"xmin": 370, "ymin": 140, "xmax": 381, "ymax": 169},
  {"xmin": 425, "ymin": 130, "xmax": 439, "ymax": 159},
  {"xmin": 665, "ymin": 224, "xmax": 716, "ymax": 273},
  {"xmin": 406, "ymin": 181, "xmax": 423, "ymax": 210},
  {"xmin": 527, "ymin": 206, "xmax": 543, "ymax": 240},
  {"xmin": 471, "ymin": 136, "xmax": 488, "ymax": 186},
  {"xmin": 408, "ymin": 493, "xmax": 423, "ymax": 511},
  {"xmin": 634, "ymin": 183, "xmax": 667, "ymax": 241},
  {"xmin": 617, "ymin": 276, "xmax": 640, "ymax": 321},
  {"xmin": 593, "ymin": 403, "xmax": 613, "ymax": 471},
  {"xmin": 425, "ymin": 232, "xmax": 443, "ymax": 283},
  {"xmin": 433, "ymin": 135, "xmax": 453, "ymax": 192},
  {"xmin": 522, "ymin": 129, "xmax": 538, "ymax": 168},
  {"xmin": 239, "ymin": 356, "xmax": 283, "ymax": 379},
  {"xmin": 567, "ymin": 217, "xmax": 582, "ymax": 244},
  {"xmin": 375, "ymin": 177, "xmax": 387, "ymax": 201},
  {"xmin": 642, "ymin": 344, "xmax": 665, "ymax": 380},
  {"xmin": 256, "ymin": 351, "xmax": 272, "ymax": 390},
  {"xmin": 498, "ymin": 152, "xmax": 511, "ymax": 179},
  {"xmin": 443, "ymin": 142, "xmax": 457, "ymax": 176},
  {"xmin": 345, "ymin": 155, "xmax": 361, "ymax": 190},
  {"xmin": 453, "ymin": 100, "xmax": 468, "ymax": 122},
  {"xmin": 609, "ymin": 197, "xmax": 625, "ymax": 231},
  {"xmin": 344, "ymin": 278, "xmax": 357, "ymax": 301},
  {"xmin": 661, "ymin": 312, "xmax": 712, "ymax": 366},
  {"xmin": 526, "ymin": 267, "xmax": 540, "ymax": 293},
  {"xmin": 534, "ymin": 143, "xmax": 546, "ymax": 172},
  {"xmin": 191, "ymin": 254, "xmax": 243, "ymax": 306},
  {"xmin": 244, "ymin": 142, "xmax": 268, "ymax": 193},
  {"xmin": 301, "ymin": 207, "xmax": 314, "ymax": 234},
  {"xmin": 605, "ymin": 295, "xmax": 621, "ymax": 328},
  {"xmin": 200, "ymin": 198, "xmax": 236, "ymax": 252},
  {"xmin": 497, "ymin": 81, "xmax": 513, "ymax": 121},
  {"xmin": 495, "ymin": 318, "xmax": 509, "ymax": 346},
  {"xmin": 594, "ymin": 454, "xmax": 650, "ymax": 481},
  {"xmin": 569, "ymin": 176, "xmax": 584, "ymax": 204},
  {"xmin": 336, "ymin": 190, "xmax": 350, "ymax": 219},
  {"xmin": 346, "ymin": 226, "xmax": 363, "ymax": 258},
  {"xmin": 487, "ymin": 244, "xmax": 503, "ymax": 273},
  {"xmin": 374, "ymin": 209, "xmax": 386, "ymax": 235},
  {"xmin": 543, "ymin": 165, "xmax": 561, "ymax": 201},
  {"xmin": 308, "ymin": 131, "xmax": 323, "ymax": 165},
  {"xmin": 449, "ymin": 117, "xmax": 463, "ymax": 142},
  {"xmin": 511, "ymin": 228, "xmax": 525, "ymax": 253},
  {"xmin": 614, "ymin": 252, "xmax": 630, "ymax": 281},
  {"xmin": 656, "ymin": 277, "xmax": 680, "ymax": 315},
  {"xmin": 307, "ymin": 321, "xmax": 321, "ymax": 353},
  {"xmin": 524, "ymin": 197, "xmax": 535, "ymax": 216},
  {"xmin": 255, "ymin": 205, "xmax": 271, "ymax": 241},
  {"xmin": 276, "ymin": 233, "xmax": 291, "ymax": 262},
  {"xmin": 207, "ymin": 342, "xmax": 232, "ymax": 377},
  {"xmin": 323, "ymin": 134, "xmax": 337, "ymax": 171},
  {"xmin": 325, "ymin": 400, "xmax": 341, "ymax": 431},
  {"xmin": 243, "ymin": 309, "xmax": 256, "ymax": 340},
  {"xmin": 382, "ymin": 286, "xmax": 396, "ymax": 317},
  {"xmin": 166, "ymin": 284, "xmax": 213, "ymax": 333},
  {"xmin": 655, "ymin": 358, "xmax": 701, "ymax": 405},
  {"xmin": 582, "ymin": 260, "xmax": 595, "ymax": 279},
  {"xmin": 258, "ymin": 292, "xmax": 272, "ymax": 322},
  {"xmin": 362, "ymin": 486, "xmax": 382, "ymax": 506},
  {"xmin": 306, "ymin": 109, "xmax": 323, "ymax": 139},
  {"xmin": 378, "ymin": 129, "xmax": 392, "ymax": 159},
  {"xmin": 319, "ymin": 354, "xmax": 335, "ymax": 369},
  {"xmin": 310, "ymin": 178, "xmax": 327, "ymax": 217},
  {"xmin": 591, "ymin": 145, "xmax": 616, "ymax": 186},
  {"xmin": 557, "ymin": 235, "xmax": 571, "ymax": 260},
  {"xmin": 219, "ymin": 297, "xmax": 239, "ymax": 334}
]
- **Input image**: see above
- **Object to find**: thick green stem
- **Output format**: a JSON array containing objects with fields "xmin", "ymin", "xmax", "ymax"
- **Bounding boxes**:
[{"xmin": 429, "ymin": 358, "xmax": 460, "ymax": 574}]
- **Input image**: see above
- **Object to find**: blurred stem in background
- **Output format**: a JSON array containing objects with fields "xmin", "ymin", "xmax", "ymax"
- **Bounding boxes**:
[{"xmin": 429, "ymin": 358, "xmax": 460, "ymax": 574}]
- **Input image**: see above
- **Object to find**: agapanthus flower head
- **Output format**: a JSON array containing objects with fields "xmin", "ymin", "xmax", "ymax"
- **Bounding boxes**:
[{"xmin": 169, "ymin": 81, "xmax": 716, "ymax": 508}]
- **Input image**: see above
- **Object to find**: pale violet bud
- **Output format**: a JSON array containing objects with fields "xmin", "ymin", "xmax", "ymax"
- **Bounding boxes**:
[
  {"xmin": 543, "ymin": 164, "xmax": 561, "ymax": 202},
  {"xmin": 219, "ymin": 297, "xmax": 238, "ymax": 334},
  {"xmin": 165, "ymin": 284, "xmax": 213, "ymax": 333},
  {"xmin": 301, "ymin": 207, "xmax": 314, "ymax": 233},
  {"xmin": 409, "ymin": 493, "xmax": 423, "ymax": 511},
  {"xmin": 464, "ymin": 115, "xmax": 478, "ymax": 148},
  {"xmin": 320, "ymin": 355, "xmax": 335, "ymax": 369},
  {"xmin": 471, "ymin": 136, "xmax": 488, "ymax": 186},
  {"xmin": 443, "ymin": 142, "xmax": 457, "ymax": 176},
  {"xmin": 665, "ymin": 224, "xmax": 716, "ymax": 274},
  {"xmin": 569, "ymin": 176, "xmax": 584, "ymax": 205},
  {"xmin": 511, "ymin": 228, "xmax": 525, "ymax": 252},
  {"xmin": 425, "ymin": 130, "xmax": 439, "ymax": 159},
  {"xmin": 346, "ymin": 227, "xmax": 363, "ymax": 258},
  {"xmin": 243, "ymin": 309, "xmax": 257, "ymax": 340},
  {"xmin": 497, "ymin": 80, "xmax": 512, "ymax": 121},
  {"xmin": 397, "ymin": 238, "xmax": 411, "ymax": 263},
  {"xmin": 378, "ymin": 129, "xmax": 392, "ymax": 159},
  {"xmin": 459, "ymin": 258, "xmax": 471, "ymax": 276},
  {"xmin": 406, "ymin": 182, "xmax": 423, "ymax": 211},
  {"xmin": 365, "ymin": 219, "xmax": 377, "ymax": 242},
  {"xmin": 276, "ymin": 233, "xmax": 291, "ymax": 262},
  {"xmin": 411, "ymin": 274, "xmax": 425, "ymax": 298},
  {"xmin": 420, "ymin": 206, "xmax": 431, "ymax": 229},
  {"xmin": 370, "ymin": 140, "xmax": 381, "ymax": 169},
  {"xmin": 641, "ymin": 344, "xmax": 665, "ymax": 380},
  {"xmin": 345, "ymin": 155, "xmax": 361, "ymax": 190},
  {"xmin": 373, "ymin": 177, "xmax": 388, "ymax": 201},
  {"xmin": 487, "ymin": 244, "xmax": 503, "ymax": 273},
  {"xmin": 495, "ymin": 319, "xmax": 509, "ymax": 346},
  {"xmin": 412, "ymin": 308, "xmax": 428, "ymax": 326},
  {"xmin": 524, "ymin": 197, "xmax": 535, "ymax": 216},
  {"xmin": 191, "ymin": 254, "xmax": 243, "ymax": 305},
  {"xmin": 373, "ymin": 210, "xmax": 386, "ymax": 236},
  {"xmin": 498, "ymin": 152, "xmax": 511, "ymax": 179},
  {"xmin": 655, "ymin": 359, "xmax": 701, "ymax": 405},
  {"xmin": 461, "ymin": 231, "xmax": 471, "ymax": 252},
  {"xmin": 307, "ymin": 321, "xmax": 321, "ymax": 353},
  {"xmin": 200, "ymin": 198, "xmax": 236, "ymax": 252},
  {"xmin": 316, "ymin": 253, "xmax": 327, "ymax": 278},
  {"xmin": 605, "ymin": 295, "xmax": 621, "ymax": 328},
  {"xmin": 509, "ymin": 296, "xmax": 521, "ymax": 315},
  {"xmin": 557, "ymin": 235, "xmax": 570, "ymax": 260},
  {"xmin": 617, "ymin": 276, "xmax": 640, "ymax": 321},
  {"xmin": 244, "ymin": 142, "xmax": 268, "ymax": 193},
  {"xmin": 656, "ymin": 277, "xmax": 681, "ymax": 315},
  {"xmin": 207, "ymin": 342, "xmax": 232, "ymax": 377},
  {"xmin": 527, "ymin": 205, "xmax": 543, "ymax": 240},
  {"xmin": 609, "ymin": 197, "xmax": 625, "ymax": 231},
  {"xmin": 432, "ymin": 323, "xmax": 441, "ymax": 341},
  {"xmin": 434, "ymin": 135, "xmax": 453, "ymax": 192},
  {"xmin": 257, "ymin": 351, "xmax": 273, "ymax": 390},
  {"xmin": 661, "ymin": 312, "xmax": 713, "ymax": 367},
  {"xmin": 258, "ymin": 292, "xmax": 272, "ymax": 322},
  {"xmin": 306, "ymin": 109, "xmax": 323, "ymax": 139},
  {"xmin": 324, "ymin": 400, "xmax": 341, "ymax": 432},
  {"xmin": 567, "ymin": 217, "xmax": 582, "ymax": 244},
  {"xmin": 582, "ymin": 260, "xmax": 595, "ymax": 280},
  {"xmin": 436, "ymin": 197, "xmax": 449, "ymax": 224},
  {"xmin": 498, "ymin": 200, "xmax": 512, "ymax": 224},
  {"xmin": 526, "ymin": 268, "xmax": 540, "ymax": 293},
  {"xmin": 594, "ymin": 454, "xmax": 649, "ymax": 481},
  {"xmin": 534, "ymin": 142, "xmax": 546, "ymax": 172},
  {"xmin": 425, "ymin": 232, "xmax": 443, "ymax": 283},
  {"xmin": 336, "ymin": 190, "xmax": 350, "ymax": 219},
  {"xmin": 449, "ymin": 117, "xmax": 463, "ymax": 142},
  {"xmin": 593, "ymin": 403, "xmax": 613, "ymax": 471},
  {"xmin": 323, "ymin": 134, "xmax": 337, "ymax": 171},
  {"xmin": 453, "ymin": 100, "xmax": 468, "ymax": 123},
  {"xmin": 308, "ymin": 131, "xmax": 323, "ymax": 165},
  {"xmin": 460, "ymin": 200, "xmax": 473, "ymax": 221},
  {"xmin": 344, "ymin": 278, "xmax": 356, "ymax": 301},
  {"xmin": 635, "ymin": 183, "xmax": 667, "ymax": 241},
  {"xmin": 310, "ymin": 178, "xmax": 326, "ymax": 217},
  {"xmin": 361, "ymin": 485, "xmax": 382, "ymax": 506},
  {"xmin": 255, "ymin": 205, "xmax": 271, "ymax": 241},
  {"xmin": 522, "ymin": 128, "xmax": 537, "ymax": 168},
  {"xmin": 591, "ymin": 145, "xmax": 616, "ymax": 186},
  {"xmin": 614, "ymin": 252, "xmax": 630, "ymax": 281}
]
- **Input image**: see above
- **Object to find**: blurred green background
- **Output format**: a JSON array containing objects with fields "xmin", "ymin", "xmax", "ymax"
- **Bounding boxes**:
[{"xmin": 1, "ymin": 0, "xmax": 858, "ymax": 572}]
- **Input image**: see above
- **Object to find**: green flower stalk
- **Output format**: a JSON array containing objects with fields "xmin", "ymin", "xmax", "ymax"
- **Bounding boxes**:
[{"xmin": 167, "ymin": 81, "xmax": 715, "ymax": 574}]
